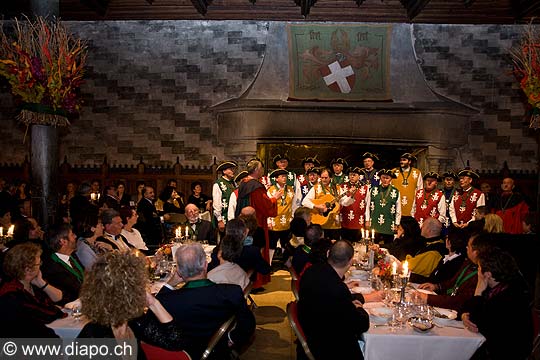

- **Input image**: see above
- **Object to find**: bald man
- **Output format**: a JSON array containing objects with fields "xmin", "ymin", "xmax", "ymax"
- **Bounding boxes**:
[{"xmin": 493, "ymin": 178, "xmax": 529, "ymax": 234}]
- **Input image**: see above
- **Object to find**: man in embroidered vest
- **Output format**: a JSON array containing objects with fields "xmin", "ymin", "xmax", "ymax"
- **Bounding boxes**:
[
  {"xmin": 360, "ymin": 152, "xmax": 380, "ymax": 188},
  {"xmin": 441, "ymin": 171, "xmax": 458, "ymax": 235},
  {"xmin": 298, "ymin": 156, "xmax": 320, "ymax": 200},
  {"xmin": 267, "ymin": 154, "xmax": 302, "ymax": 208},
  {"xmin": 42, "ymin": 223, "xmax": 84, "ymax": 305},
  {"xmin": 391, "ymin": 153, "xmax": 423, "ymax": 217},
  {"xmin": 366, "ymin": 169, "xmax": 401, "ymax": 244},
  {"xmin": 183, "ymin": 203, "xmax": 215, "ymax": 244},
  {"xmin": 227, "ymin": 171, "xmax": 249, "ymax": 222},
  {"xmin": 236, "ymin": 159, "xmax": 280, "ymax": 288},
  {"xmin": 411, "ymin": 172, "xmax": 446, "ymax": 229},
  {"xmin": 331, "ymin": 158, "xmax": 349, "ymax": 185},
  {"xmin": 340, "ymin": 167, "xmax": 370, "ymax": 242},
  {"xmin": 300, "ymin": 166, "xmax": 320, "ymax": 202},
  {"xmin": 302, "ymin": 167, "xmax": 342, "ymax": 240},
  {"xmin": 212, "ymin": 161, "xmax": 238, "ymax": 234},
  {"xmin": 493, "ymin": 177, "xmax": 529, "ymax": 234},
  {"xmin": 157, "ymin": 243, "xmax": 255, "ymax": 359},
  {"xmin": 268, "ymin": 168, "xmax": 298, "ymax": 263},
  {"xmin": 449, "ymin": 169, "xmax": 485, "ymax": 229}
]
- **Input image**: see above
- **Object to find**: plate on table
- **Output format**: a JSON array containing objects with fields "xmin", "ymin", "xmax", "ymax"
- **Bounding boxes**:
[
  {"xmin": 432, "ymin": 307, "xmax": 459, "ymax": 326},
  {"xmin": 408, "ymin": 316, "xmax": 434, "ymax": 333},
  {"xmin": 367, "ymin": 306, "xmax": 393, "ymax": 324},
  {"xmin": 351, "ymin": 286, "xmax": 373, "ymax": 295},
  {"xmin": 350, "ymin": 269, "xmax": 369, "ymax": 280}
]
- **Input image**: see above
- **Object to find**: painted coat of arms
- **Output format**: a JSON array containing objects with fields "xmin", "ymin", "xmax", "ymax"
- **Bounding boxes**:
[{"xmin": 288, "ymin": 24, "xmax": 392, "ymax": 101}]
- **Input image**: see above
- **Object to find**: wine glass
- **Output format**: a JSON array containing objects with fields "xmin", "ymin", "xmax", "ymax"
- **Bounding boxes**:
[{"xmin": 72, "ymin": 305, "xmax": 82, "ymax": 320}]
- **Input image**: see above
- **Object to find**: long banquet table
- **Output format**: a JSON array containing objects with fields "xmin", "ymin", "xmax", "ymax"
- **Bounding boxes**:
[{"xmin": 361, "ymin": 303, "xmax": 485, "ymax": 360}]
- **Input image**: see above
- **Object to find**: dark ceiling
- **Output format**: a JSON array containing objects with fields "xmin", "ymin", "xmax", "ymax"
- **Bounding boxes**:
[{"xmin": 3, "ymin": 0, "xmax": 540, "ymax": 23}]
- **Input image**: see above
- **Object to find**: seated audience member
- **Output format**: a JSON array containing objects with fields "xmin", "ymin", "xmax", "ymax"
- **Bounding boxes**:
[
  {"xmin": 132, "ymin": 180, "xmax": 146, "ymax": 206},
  {"xmin": 69, "ymin": 182, "xmax": 99, "ymax": 234},
  {"xmin": 75, "ymin": 215, "xmax": 110, "ymax": 270},
  {"xmin": 183, "ymin": 203, "xmax": 215, "ymax": 244},
  {"xmin": 522, "ymin": 212, "xmax": 536, "ymax": 234},
  {"xmin": 120, "ymin": 208, "xmax": 149, "ymax": 251},
  {"xmin": 187, "ymin": 181, "xmax": 212, "ymax": 213},
  {"xmin": 78, "ymin": 252, "xmax": 184, "ymax": 351},
  {"xmin": 42, "ymin": 224, "xmax": 84, "ymax": 305},
  {"xmin": 102, "ymin": 184, "xmax": 120, "ymax": 211},
  {"xmin": 410, "ymin": 229, "xmax": 466, "ymax": 284},
  {"xmin": 96, "ymin": 209, "xmax": 133, "ymax": 252},
  {"xmin": 291, "ymin": 224, "xmax": 323, "ymax": 276},
  {"xmin": 386, "ymin": 216, "xmax": 422, "ymax": 261},
  {"xmin": 483, "ymin": 213, "xmax": 504, "ymax": 233},
  {"xmin": 8, "ymin": 217, "xmax": 45, "ymax": 249},
  {"xmin": 462, "ymin": 249, "xmax": 533, "ymax": 360},
  {"xmin": 0, "ymin": 207, "xmax": 12, "ymax": 234},
  {"xmin": 157, "ymin": 243, "xmax": 255, "ymax": 359},
  {"xmin": 116, "ymin": 181, "xmax": 131, "ymax": 208},
  {"xmin": 208, "ymin": 219, "xmax": 250, "ymax": 290},
  {"xmin": 419, "ymin": 217, "xmax": 446, "ymax": 255},
  {"xmin": 236, "ymin": 211, "xmax": 272, "ymax": 277},
  {"xmin": 298, "ymin": 240, "xmax": 370, "ymax": 359},
  {"xmin": 417, "ymin": 233, "xmax": 491, "ymax": 314},
  {"xmin": 0, "ymin": 243, "xmax": 65, "ymax": 334},
  {"xmin": 159, "ymin": 186, "xmax": 185, "ymax": 214}
]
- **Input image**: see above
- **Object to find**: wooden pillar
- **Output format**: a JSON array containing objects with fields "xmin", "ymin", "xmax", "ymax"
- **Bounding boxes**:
[{"xmin": 31, "ymin": 125, "xmax": 58, "ymax": 230}]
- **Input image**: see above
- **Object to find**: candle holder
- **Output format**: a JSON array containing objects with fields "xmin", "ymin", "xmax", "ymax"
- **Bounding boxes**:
[{"xmin": 398, "ymin": 274, "xmax": 410, "ymax": 305}]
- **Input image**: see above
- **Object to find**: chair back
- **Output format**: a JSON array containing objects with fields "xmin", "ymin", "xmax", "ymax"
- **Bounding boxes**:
[
  {"xmin": 286, "ymin": 301, "xmax": 315, "ymax": 360},
  {"xmin": 291, "ymin": 278, "xmax": 300, "ymax": 301},
  {"xmin": 140, "ymin": 341, "xmax": 192, "ymax": 360},
  {"xmin": 200, "ymin": 315, "xmax": 236, "ymax": 360}
]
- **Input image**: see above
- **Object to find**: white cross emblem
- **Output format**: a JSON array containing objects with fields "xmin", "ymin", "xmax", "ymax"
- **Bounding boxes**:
[
  {"xmin": 323, "ymin": 61, "xmax": 355, "ymax": 93},
  {"xmin": 302, "ymin": 186, "xmax": 308, "ymax": 195},
  {"xmin": 344, "ymin": 176, "xmax": 349, "ymax": 183},
  {"xmin": 401, "ymin": 196, "xmax": 408, "ymax": 206},
  {"xmin": 416, "ymin": 190, "xmax": 423, "ymax": 199},
  {"xmin": 219, "ymin": 182, "xmax": 227, "ymax": 192},
  {"xmin": 359, "ymin": 187, "xmax": 366, "ymax": 195},
  {"xmin": 412, "ymin": 170, "xmax": 418, "ymax": 179},
  {"xmin": 419, "ymin": 218, "xmax": 424, "ymax": 228},
  {"xmin": 370, "ymin": 202, "xmax": 375, "ymax": 211},
  {"xmin": 298, "ymin": 175, "xmax": 305, "ymax": 183},
  {"xmin": 421, "ymin": 204, "xmax": 427, "ymax": 210},
  {"xmin": 390, "ymin": 204, "xmax": 396, "ymax": 214},
  {"xmin": 280, "ymin": 215, "xmax": 287, "ymax": 225},
  {"xmin": 391, "ymin": 190, "xmax": 397, "ymax": 199},
  {"xmin": 471, "ymin": 193, "xmax": 478, "ymax": 203},
  {"xmin": 269, "ymin": 218, "xmax": 275, "ymax": 227},
  {"xmin": 221, "ymin": 199, "xmax": 228, "ymax": 209},
  {"xmin": 348, "ymin": 210, "xmax": 355, "ymax": 221},
  {"xmin": 432, "ymin": 192, "xmax": 440, "ymax": 201},
  {"xmin": 372, "ymin": 188, "xmax": 379, "ymax": 197},
  {"xmin": 378, "ymin": 214, "xmax": 385, "ymax": 225},
  {"xmin": 430, "ymin": 208, "xmax": 437, "ymax": 217},
  {"xmin": 287, "ymin": 189, "xmax": 294, "ymax": 198},
  {"xmin": 359, "ymin": 200, "xmax": 365, "ymax": 210},
  {"xmin": 288, "ymin": 172, "xmax": 294, "ymax": 181},
  {"xmin": 359, "ymin": 215, "xmax": 364, "ymax": 226},
  {"xmin": 374, "ymin": 173, "xmax": 380, "ymax": 181}
]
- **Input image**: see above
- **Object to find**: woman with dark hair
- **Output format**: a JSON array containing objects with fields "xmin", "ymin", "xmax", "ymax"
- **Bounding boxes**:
[
  {"xmin": 462, "ymin": 249, "xmax": 533, "ymax": 360},
  {"xmin": 159, "ymin": 186, "xmax": 185, "ymax": 214},
  {"xmin": 131, "ymin": 181, "xmax": 146, "ymax": 206},
  {"xmin": 78, "ymin": 252, "xmax": 185, "ymax": 351},
  {"xmin": 116, "ymin": 181, "xmax": 132, "ymax": 208},
  {"xmin": 14, "ymin": 180, "xmax": 31, "ymax": 217},
  {"xmin": 187, "ymin": 181, "xmax": 211, "ymax": 213},
  {"xmin": 386, "ymin": 216, "xmax": 422, "ymax": 261}
]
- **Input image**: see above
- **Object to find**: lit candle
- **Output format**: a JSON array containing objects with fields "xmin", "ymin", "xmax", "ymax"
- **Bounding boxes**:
[
  {"xmin": 185, "ymin": 226, "xmax": 189, "ymax": 238},
  {"xmin": 90, "ymin": 193, "xmax": 96, "ymax": 201},
  {"xmin": 175, "ymin": 227, "xmax": 181, "ymax": 239},
  {"xmin": 402, "ymin": 260, "xmax": 408, "ymax": 277},
  {"xmin": 371, "ymin": 228, "xmax": 375, "ymax": 240},
  {"xmin": 361, "ymin": 228, "xmax": 365, "ymax": 239},
  {"xmin": 0, "ymin": 227, "xmax": 3, "ymax": 237},
  {"xmin": 392, "ymin": 261, "xmax": 397, "ymax": 275},
  {"xmin": 7, "ymin": 225, "xmax": 14, "ymax": 237}
]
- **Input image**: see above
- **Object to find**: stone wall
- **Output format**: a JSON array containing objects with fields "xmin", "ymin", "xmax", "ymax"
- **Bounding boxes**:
[{"xmin": 0, "ymin": 21, "xmax": 536, "ymax": 172}]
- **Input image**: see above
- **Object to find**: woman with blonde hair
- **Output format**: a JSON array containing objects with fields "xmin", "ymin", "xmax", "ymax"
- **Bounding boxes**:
[
  {"xmin": 78, "ymin": 252, "xmax": 185, "ymax": 351},
  {"xmin": 483, "ymin": 213, "xmax": 504, "ymax": 233}
]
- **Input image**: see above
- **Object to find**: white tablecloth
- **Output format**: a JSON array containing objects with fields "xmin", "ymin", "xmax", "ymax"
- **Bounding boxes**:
[
  {"xmin": 363, "ymin": 319, "xmax": 485, "ymax": 360},
  {"xmin": 47, "ymin": 316, "xmax": 88, "ymax": 338}
]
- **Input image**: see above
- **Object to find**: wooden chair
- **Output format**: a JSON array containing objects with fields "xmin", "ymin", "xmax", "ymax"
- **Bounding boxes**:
[
  {"xmin": 286, "ymin": 301, "xmax": 315, "ymax": 360},
  {"xmin": 200, "ymin": 315, "xmax": 237, "ymax": 360},
  {"xmin": 140, "ymin": 341, "xmax": 192, "ymax": 360}
]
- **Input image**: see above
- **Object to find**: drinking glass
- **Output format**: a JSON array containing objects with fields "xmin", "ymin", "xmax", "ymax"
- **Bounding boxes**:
[{"xmin": 72, "ymin": 305, "xmax": 82, "ymax": 320}]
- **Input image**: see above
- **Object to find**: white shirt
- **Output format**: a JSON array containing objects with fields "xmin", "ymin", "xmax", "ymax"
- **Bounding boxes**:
[
  {"xmin": 55, "ymin": 252, "xmax": 72, "ymax": 267},
  {"xmin": 121, "ymin": 228, "xmax": 148, "ymax": 250},
  {"xmin": 208, "ymin": 261, "xmax": 250, "ymax": 290}
]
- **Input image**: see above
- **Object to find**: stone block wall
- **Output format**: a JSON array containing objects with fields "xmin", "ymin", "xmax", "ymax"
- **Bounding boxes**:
[{"xmin": 0, "ymin": 21, "xmax": 537, "ymax": 172}]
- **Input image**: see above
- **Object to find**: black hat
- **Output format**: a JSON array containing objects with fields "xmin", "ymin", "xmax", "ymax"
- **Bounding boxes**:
[
  {"xmin": 307, "ymin": 166, "xmax": 321, "ymax": 175},
  {"xmin": 400, "ymin": 152, "xmax": 417, "ymax": 161},
  {"xmin": 423, "ymin": 171, "xmax": 441, "ymax": 181},
  {"xmin": 234, "ymin": 170, "xmax": 248, "ymax": 183},
  {"xmin": 362, "ymin": 152, "xmax": 379, "ymax": 161},
  {"xmin": 302, "ymin": 156, "xmax": 320, "ymax": 167},
  {"xmin": 270, "ymin": 169, "xmax": 288, "ymax": 178},
  {"xmin": 458, "ymin": 169, "xmax": 479, "ymax": 180},
  {"xmin": 273, "ymin": 154, "xmax": 289, "ymax": 165},
  {"xmin": 442, "ymin": 171, "xmax": 458, "ymax": 180},
  {"xmin": 348, "ymin": 166, "xmax": 363, "ymax": 175},
  {"xmin": 331, "ymin": 158, "xmax": 348, "ymax": 167},
  {"xmin": 216, "ymin": 161, "xmax": 238, "ymax": 172},
  {"xmin": 378, "ymin": 169, "xmax": 397, "ymax": 179}
]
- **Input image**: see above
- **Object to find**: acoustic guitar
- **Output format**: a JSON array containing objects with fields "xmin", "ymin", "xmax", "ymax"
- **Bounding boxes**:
[{"xmin": 310, "ymin": 194, "xmax": 341, "ymax": 226}]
